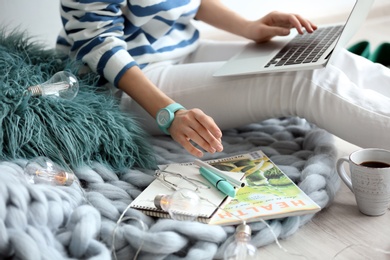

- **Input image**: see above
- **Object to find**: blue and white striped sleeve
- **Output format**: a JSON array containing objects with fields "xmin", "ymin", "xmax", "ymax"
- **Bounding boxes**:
[{"xmin": 60, "ymin": 0, "xmax": 137, "ymax": 87}]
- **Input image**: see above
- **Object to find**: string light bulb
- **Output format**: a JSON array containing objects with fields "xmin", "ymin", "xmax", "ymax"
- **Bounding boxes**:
[
  {"xmin": 224, "ymin": 224, "xmax": 259, "ymax": 260},
  {"xmin": 24, "ymin": 156, "xmax": 74, "ymax": 186},
  {"xmin": 154, "ymin": 189, "xmax": 201, "ymax": 221},
  {"xmin": 27, "ymin": 71, "xmax": 79, "ymax": 100}
]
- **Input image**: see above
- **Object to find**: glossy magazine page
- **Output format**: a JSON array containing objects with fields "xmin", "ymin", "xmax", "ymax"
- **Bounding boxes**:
[{"xmin": 208, "ymin": 150, "xmax": 321, "ymax": 225}]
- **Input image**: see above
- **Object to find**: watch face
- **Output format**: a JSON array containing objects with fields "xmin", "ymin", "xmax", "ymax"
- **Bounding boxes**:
[{"xmin": 157, "ymin": 109, "xmax": 170, "ymax": 127}]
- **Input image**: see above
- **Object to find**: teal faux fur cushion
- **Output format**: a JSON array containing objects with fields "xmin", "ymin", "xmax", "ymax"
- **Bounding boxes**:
[{"xmin": 0, "ymin": 32, "xmax": 157, "ymax": 171}]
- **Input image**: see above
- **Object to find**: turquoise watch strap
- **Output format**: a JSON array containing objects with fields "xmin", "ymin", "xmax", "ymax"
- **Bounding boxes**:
[
  {"xmin": 156, "ymin": 103, "xmax": 185, "ymax": 135},
  {"xmin": 165, "ymin": 103, "xmax": 185, "ymax": 114}
]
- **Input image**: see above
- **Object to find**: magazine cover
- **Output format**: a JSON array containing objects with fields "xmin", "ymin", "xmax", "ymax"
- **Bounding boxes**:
[{"xmin": 208, "ymin": 150, "xmax": 321, "ymax": 225}]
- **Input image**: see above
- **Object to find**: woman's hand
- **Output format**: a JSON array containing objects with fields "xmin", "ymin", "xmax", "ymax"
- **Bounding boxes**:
[
  {"xmin": 243, "ymin": 11, "xmax": 318, "ymax": 43},
  {"xmin": 196, "ymin": 1, "xmax": 317, "ymax": 43},
  {"xmin": 118, "ymin": 67, "xmax": 222, "ymax": 158},
  {"xmin": 169, "ymin": 109, "xmax": 223, "ymax": 158}
]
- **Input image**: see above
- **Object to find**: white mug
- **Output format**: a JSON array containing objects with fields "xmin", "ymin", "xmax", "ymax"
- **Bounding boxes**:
[{"xmin": 336, "ymin": 148, "xmax": 390, "ymax": 216}]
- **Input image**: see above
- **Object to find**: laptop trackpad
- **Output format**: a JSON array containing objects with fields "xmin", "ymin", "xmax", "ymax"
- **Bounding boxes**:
[
  {"xmin": 235, "ymin": 40, "xmax": 287, "ymax": 60},
  {"xmin": 213, "ymin": 39, "xmax": 289, "ymax": 77}
]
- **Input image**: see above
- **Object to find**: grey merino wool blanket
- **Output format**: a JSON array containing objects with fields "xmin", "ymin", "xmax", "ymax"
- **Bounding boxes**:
[
  {"xmin": 0, "ymin": 32, "xmax": 340, "ymax": 259},
  {"xmin": 1, "ymin": 117, "xmax": 340, "ymax": 260}
]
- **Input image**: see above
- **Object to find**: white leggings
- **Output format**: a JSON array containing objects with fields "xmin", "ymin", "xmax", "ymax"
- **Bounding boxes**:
[{"xmin": 120, "ymin": 40, "xmax": 390, "ymax": 150}]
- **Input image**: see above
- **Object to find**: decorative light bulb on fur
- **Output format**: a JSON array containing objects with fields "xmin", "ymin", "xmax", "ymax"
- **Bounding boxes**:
[
  {"xmin": 27, "ymin": 71, "xmax": 79, "ymax": 100},
  {"xmin": 24, "ymin": 156, "xmax": 74, "ymax": 186},
  {"xmin": 224, "ymin": 224, "xmax": 259, "ymax": 260},
  {"xmin": 154, "ymin": 189, "xmax": 201, "ymax": 221}
]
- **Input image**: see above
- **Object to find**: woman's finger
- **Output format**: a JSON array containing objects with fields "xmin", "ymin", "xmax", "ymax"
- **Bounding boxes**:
[
  {"xmin": 176, "ymin": 134, "xmax": 205, "ymax": 157},
  {"xmin": 293, "ymin": 14, "xmax": 317, "ymax": 33},
  {"xmin": 180, "ymin": 121, "xmax": 220, "ymax": 155},
  {"xmin": 270, "ymin": 12, "xmax": 317, "ymax": 34},
  {"xmin": 193, "ymin": 112, "xmax": 223, "ymax": 151}
]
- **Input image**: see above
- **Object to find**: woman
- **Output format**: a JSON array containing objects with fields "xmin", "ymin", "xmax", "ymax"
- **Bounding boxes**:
[{"xmin": 57, "ymin": 0, "xmax": 390, "ymax": 157}]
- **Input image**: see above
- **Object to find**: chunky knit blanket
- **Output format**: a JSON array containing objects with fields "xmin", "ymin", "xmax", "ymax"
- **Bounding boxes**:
[
  {"xmin": 0, "ymin": 31, "xmax": 340, "ymax": 259},
  {"xmin": 1, "ymin": 117, "xmax": 340, "ymax": 260}
]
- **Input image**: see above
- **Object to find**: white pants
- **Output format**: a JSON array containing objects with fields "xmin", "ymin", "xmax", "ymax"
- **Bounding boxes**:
[{"xmin": 120, "ymin": 40, "xmax": 390, "ymax": 150}]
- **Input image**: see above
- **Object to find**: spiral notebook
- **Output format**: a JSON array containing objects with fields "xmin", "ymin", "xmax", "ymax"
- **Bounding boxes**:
[{"xmin": 130, "ymin": 162, "xmax": 238, "ymax": 223}]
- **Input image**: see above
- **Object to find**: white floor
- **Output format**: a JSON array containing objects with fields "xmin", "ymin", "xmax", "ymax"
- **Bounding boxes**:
[{"xmin": 1, "ymin": 1, "xmax": 389, "ymax": 259}]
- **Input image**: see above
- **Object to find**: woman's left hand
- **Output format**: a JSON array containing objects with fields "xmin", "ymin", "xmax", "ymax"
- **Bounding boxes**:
[{"xmin": 169, "ymin": 108, "xmax": 224, "ymax": 158}]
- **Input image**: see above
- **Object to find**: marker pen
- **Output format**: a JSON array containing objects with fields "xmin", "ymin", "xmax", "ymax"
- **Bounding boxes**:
[
  {"xmin": 194, "ymin": 159, "xmax": 245, "ymax": 188},
  {"xmin": 199, "ymin": 167, "xmax": 236, "ymax": 197}
]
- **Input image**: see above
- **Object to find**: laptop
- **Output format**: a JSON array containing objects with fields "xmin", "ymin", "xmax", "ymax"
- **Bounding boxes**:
[{"xmin": 213, "ymin": 0, "xmax": 374, "ymax": 77}]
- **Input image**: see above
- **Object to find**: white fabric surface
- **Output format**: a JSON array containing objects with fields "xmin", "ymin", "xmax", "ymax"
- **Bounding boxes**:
[{"xmin": 120, "ymin": 40, "xmax": 390, "ymax": 150}]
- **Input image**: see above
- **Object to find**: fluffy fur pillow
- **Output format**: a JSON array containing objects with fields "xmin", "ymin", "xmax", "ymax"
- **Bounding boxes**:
[{"xmin": 0, "ymin": 32, "xmax": 156, "ymax": 171}]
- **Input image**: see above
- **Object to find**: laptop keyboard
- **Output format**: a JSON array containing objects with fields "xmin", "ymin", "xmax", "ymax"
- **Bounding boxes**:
[{"xmin": 265, "ymin": 25, "xmax": 344, "ymax": 68}]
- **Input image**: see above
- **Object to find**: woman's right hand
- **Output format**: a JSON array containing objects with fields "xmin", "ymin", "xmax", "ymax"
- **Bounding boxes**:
[
  {"xmin": 169, "ymin": 108, "xmax": 224, "ymax": 158},
  {"xmin": 243, "ymin": 11, "xmax": 317, "ymax": 43}
]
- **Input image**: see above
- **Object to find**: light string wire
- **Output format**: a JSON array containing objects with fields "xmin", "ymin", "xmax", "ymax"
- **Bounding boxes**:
[
  {"xmin": 111, "ymin": 169, "xmax": 308, "ymax": 260},
  {"xmin": 112, "ymin": 202, "xmax": 147, "ymax": 260},
  {"xmin": 258, "ymin": 218, "xmax": 308, "ymax": 259},
  {"xmin": 108, "ymin": 170, "xmax": 390, "ymax": 260},
  {"xmin": 25, "ymin": 156, "xmax": 390, "ymax": 260},
  {"xmin": 156, "ymin": 169, "xmax": 307, "ymax": 258},
  {"xmin": 56, "ymin": 152, "xmax": 89, "ymax": 204},
  {"xmin": 199, "ymin": 196, "xmax": 307, "ymax": 259},
  {"xmin": 332, "ymin": 243, "xmax": 390, "ymax": 259}
]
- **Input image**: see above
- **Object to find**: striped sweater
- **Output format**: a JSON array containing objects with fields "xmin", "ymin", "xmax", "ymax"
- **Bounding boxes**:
[{"xmin": 57, "ymin": 0, "xmax": 201, "ymax": 86}]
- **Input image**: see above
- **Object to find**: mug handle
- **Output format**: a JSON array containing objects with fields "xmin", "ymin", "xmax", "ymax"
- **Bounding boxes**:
[{"xmin": 336, "ymin": 157, "xmax": 353, "ymax": 192}]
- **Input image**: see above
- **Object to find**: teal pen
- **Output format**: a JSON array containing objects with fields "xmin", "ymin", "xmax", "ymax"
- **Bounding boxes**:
[{"xmin": 199, "ymin": 167, "xmax": 236, "ymax": 197}]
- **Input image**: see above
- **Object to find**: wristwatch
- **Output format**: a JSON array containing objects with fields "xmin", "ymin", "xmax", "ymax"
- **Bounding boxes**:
[{"xmin": 156, "ymin": 103, "xmax": 185, "ymax": 135}]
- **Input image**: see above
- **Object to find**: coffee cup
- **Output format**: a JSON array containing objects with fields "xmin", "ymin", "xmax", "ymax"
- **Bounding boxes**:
[{"xmin": 336, "ymin": 148, "xmax": 390, "ymax": 216}]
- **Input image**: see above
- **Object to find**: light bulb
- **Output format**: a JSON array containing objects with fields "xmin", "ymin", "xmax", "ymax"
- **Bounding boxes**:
[
  {"xmin": 154, "ymin": 189, "xmax": 201, "ymax": 221},
  {"xmin": 24, "ymin": 156, "xmax": 74, "ymax": 186},
  {"xmin": 224, "ymin": 224, "xmax": 259, "ymax": 260},
  {"xmin": 27, "ymin": 71, "xmax": 79, "ymax": 100}
]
